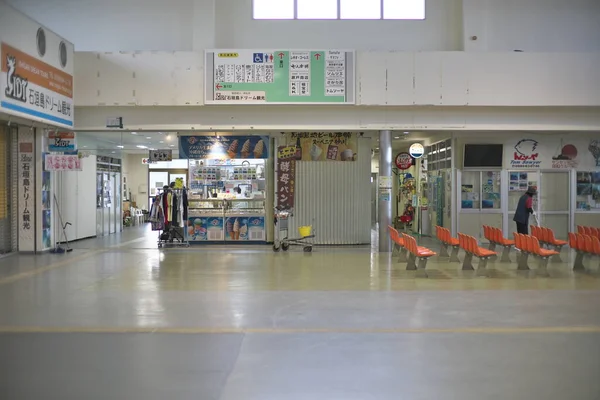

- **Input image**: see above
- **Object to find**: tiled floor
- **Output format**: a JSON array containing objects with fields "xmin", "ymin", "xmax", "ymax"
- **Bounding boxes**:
[{"xmin": 0, "ymin": 225, "xmax": 599, "ymax": 399}]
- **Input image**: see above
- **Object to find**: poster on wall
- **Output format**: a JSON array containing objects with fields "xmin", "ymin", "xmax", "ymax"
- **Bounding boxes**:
[
  {"xmin": 0, "ymin": 43, "xmax": 74, "ymax": 128},
  {"xmin": 44, "ymin": 154, "xmax": 82, "ymax": 171},
  {"xmin": 179, "ymin": 135, "xmax": 269, "ymax": 159},
  {"xmin": 186, "ymin": 216, "xmax": 224, "ymax": 241},
  {"xmin": 205, "ymin": 50, "xmax": 355, "ymax": 104},
  {"xmin": 225, "ymin": 216, "xmax": 265, "ymax": 241},
  {"xmin": 276, "ymin": 146, "xmax": 296, "ymax": 210},
  {"xmin": 283, "ymin": 132, "xmax": 358, "ymax": 161},
  {"xmin": 505, "ymin": 137, "xmax": 600, "ymax": 170}
]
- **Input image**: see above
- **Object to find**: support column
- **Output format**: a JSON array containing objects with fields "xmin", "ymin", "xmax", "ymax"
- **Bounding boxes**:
[{"xmin": 378, "ymin": 130, "xmax": 392, "ymax": 252}]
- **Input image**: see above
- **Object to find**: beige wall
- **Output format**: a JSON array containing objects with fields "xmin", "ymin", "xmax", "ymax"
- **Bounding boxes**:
[{"xmin": 123, "ymin": 154, "xmax": 149, "ymax": 210}]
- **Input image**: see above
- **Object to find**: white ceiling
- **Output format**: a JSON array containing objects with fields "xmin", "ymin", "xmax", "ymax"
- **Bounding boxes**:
[{"xmin": 77, "ymin": 131, "xmax": 179, "ymax": 157}]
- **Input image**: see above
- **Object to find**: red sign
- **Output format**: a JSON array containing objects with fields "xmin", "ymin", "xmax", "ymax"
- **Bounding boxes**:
[
  {"xmin": 395, "ymin": 152, "xmax": 413, "ymax": 170},
  {"xmin": 278, "ymin": 52, "xmax": 285, "ymax": 59},
  {"xmin": 314, "ymin": 53, "xmax": 321, "ymax": 60},
  {"xmin": 276, "ymin": 146, "xmax": 296, "ymax": 211}
]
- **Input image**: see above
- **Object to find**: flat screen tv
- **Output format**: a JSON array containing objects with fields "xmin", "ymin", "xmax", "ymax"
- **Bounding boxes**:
[{"xmin": 463, "ymin": 144, "xmax": 503, "ymax": 168}]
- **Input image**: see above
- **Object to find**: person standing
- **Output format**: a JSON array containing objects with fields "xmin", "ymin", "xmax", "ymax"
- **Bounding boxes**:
[{"xmin": 513, "ymin": 186, "xmax": 537, "ymax": 234}]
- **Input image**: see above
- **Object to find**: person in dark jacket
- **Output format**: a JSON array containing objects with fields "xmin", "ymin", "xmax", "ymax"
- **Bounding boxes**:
[{"xmin": 513, "ymin": 186, "xmax": 537, "ymax": 234}]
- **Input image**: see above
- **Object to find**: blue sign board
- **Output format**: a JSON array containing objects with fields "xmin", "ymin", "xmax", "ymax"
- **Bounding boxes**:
[{"xmin": 179, "ymin": 135, "xmax": 269, "ymax": 159}]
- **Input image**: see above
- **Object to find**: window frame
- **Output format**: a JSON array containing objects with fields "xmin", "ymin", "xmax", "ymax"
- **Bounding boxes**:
[{"xmin": 252, "ymin": 0, "xmax": 426, "ymax": 21}]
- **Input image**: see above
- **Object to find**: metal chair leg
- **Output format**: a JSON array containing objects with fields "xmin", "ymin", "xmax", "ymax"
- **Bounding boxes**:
[
  {"xmin": 517, "ymin": 252, "xmax": 530, "ymax": 270},
  {"xmin": 449, "ymin": 246, "xmax": 461, "ymax": 263},
  {"xmin": 500, "ymin": 246, "xmax": 512, "ymax": 263},
  {"xmin": 462, "ymin": 253, "xmax": 474, "ymax": 270},
  {"xmin": 406, "ymin": 254, "xmax": 417, "ymax": 270},
  {"xmin": 398, "ymin": 248, "xmax": 408, "ymax": 263},
  {"xmin": 550, "ymin": 245, "xmax": 563, "ymax": 263},
  {"xmin": 573, "ymin": 252, "xmax": 585, "ymax": 271},
  {"xmin": 439, "ymin": 243, "xmax": 450, "ymax": 258}
]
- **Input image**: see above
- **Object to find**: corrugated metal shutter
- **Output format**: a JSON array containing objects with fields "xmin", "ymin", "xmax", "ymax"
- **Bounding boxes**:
[{"xmin": 289, "ymin": 137, "xmax": 371, "ymax": 245}]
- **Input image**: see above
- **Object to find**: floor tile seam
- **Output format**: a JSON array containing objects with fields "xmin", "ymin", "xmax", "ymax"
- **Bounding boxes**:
[{"xmin": 0, "ymin": 326, "xmax": 599, "ymax": 334}]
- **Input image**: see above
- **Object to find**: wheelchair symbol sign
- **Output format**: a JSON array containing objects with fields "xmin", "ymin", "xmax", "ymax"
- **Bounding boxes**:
[{"xmin": 253, "ymin": 53, "xmax": 264, "ymax": 63}]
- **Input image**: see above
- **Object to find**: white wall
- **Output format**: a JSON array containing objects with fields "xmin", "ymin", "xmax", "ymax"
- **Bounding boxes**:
[
  {"xmin": 4, "ymin": 0, "xmax": 202, "ymax": 51},
  {"xmin": 122, "ymin": 154, "xmax": 149, "ymax": 209},
  {"xmin": 464, "ymin": 0, "xmax": 600, "ymax": 52},
  {"xmin": 55, "ymin": 154, "xmax": 97, "ymax": 241},
  {"xmin": 9, "ymin": 0, "xmax": 599, "ymax": 52}
]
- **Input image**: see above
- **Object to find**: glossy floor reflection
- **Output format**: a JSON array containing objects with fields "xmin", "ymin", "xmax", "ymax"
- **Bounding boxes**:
[{"xmin": 0, "ymin": 225, "xmax": 599, "ymax": 399}]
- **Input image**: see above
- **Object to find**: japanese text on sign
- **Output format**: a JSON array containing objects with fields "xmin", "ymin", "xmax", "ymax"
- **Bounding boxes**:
[
  {"xmin": 277, "ymin": 146, "xmax": 296, "ymax": 210},
  {"xmin": 290, "ymin": 131, "xmax": 353, "ymax": 146},
  {"xmin": 21, "ymin": 154, "xmax": 32, "ymax": 230}
]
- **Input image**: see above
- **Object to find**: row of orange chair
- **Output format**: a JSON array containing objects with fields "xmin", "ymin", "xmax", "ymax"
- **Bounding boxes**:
[
  {"xmin": 568, "ymin": 232, "xmax": 600, "ymax": 270},
  {"xmin": 388, "ymin": 225, "xmax": 407, "ymax": 262},
  {"xmin": 577, "ymin": 226, "xmax": 600, "ymax": 240},
  {"xmin": 402, "ymin": 233, "xmax": 436, "ymax": 275},
  {"xmin": 530, "ymin": 225, "xmax": 567, "ymax": 262},
  {"xmin": 513, "ymin": 233, "xmax": 559, "ymax": 272},
  {"xmin": 387, "ymin": 225, "xmax": 436, "ymax": 274},
  {"xmin": 435, "ymin": 226, "xmax": 460, "ymax": 262},
  {"xmin": 483, "ymin": 226, "xmax": 514, "ymax": 263},
  {"xmin": 458, "ymin": 233, "xmax": 497, "ymax": 273}
]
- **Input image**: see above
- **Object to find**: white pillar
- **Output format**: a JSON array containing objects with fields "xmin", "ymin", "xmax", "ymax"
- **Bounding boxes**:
[{"xmin": 378, "ymin": 130, "xmax": 392, "ymax": 252}]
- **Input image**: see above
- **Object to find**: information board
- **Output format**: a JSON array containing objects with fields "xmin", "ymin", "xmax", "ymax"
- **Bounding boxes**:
[{"xmin": 205, "ymin": 50, "xmax": 355, "ymax": 104}]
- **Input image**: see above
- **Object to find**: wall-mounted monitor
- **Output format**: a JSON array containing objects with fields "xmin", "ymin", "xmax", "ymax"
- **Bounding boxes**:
[{"xmin": 463, "ymin": 144, "xmax": 503, "ymax": 168}]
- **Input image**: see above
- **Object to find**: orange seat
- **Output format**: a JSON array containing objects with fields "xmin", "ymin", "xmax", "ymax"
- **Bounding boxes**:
[
  {"xmin": 577, "ymin": 226, "xmax": 585, "ymax": 234},
  {"xmin": 568, "ymin": 232, "xmax": 579, "ymax": 250},
  {"xmin": 591, "ymin": 236, "xmax": 600, "ymax": 256},
  {"xmin": 530, "ymin": 236, "xmax": 558, "ymax": 258},
  {"xmin": 494, "ymin": 227, "xmax": 514, "ymax": 246},
  {"xmin": 402, "ymin": 233, "xmax": 436, "ymax": 274},
  {"xmin": 542, "ymin": 227, "xmax": 567, "ymax": 246}
]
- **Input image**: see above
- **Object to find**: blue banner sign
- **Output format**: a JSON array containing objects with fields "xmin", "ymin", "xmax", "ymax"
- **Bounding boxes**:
[{"xmin": 179, "ymin": 135, "xmax": 269, "ymax": 159}]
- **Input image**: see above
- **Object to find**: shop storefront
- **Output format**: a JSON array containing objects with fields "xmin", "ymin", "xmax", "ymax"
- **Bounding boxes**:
[
  {"xmin": 0, "ymin": 3, "xmax": 75, "ymax": 253},
  {"xmin": 179, "ymin": 135, "xmax": 270, "ymax": 244},
  {"xmin": 457, "ymin": 134, "xmax": 600, "ymax": 241}
]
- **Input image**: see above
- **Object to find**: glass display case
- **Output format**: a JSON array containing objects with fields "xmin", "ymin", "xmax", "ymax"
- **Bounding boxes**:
[{"xmin": 186, "ymin": 159, "xmax": 267, "ymax": 243}]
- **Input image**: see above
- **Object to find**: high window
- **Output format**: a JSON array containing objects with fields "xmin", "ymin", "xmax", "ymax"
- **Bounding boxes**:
[{"xmin": 253, "ymin": 0, "xmax": 425, "ymax": 20}]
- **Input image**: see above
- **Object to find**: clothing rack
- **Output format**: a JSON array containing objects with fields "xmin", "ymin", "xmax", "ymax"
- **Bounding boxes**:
[{"xmin": 149, "ymin": 187, "xmax": 190, "ymax": 248}]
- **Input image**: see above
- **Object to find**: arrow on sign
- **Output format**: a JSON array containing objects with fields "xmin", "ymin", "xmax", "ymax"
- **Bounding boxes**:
[
  {"xmin": 216, "ymin": 83, "xmax": 223, "ymax": 90},
  {"xmin": 278, "ymin": 52, "xmax": 285, "ymax": 59},
  {"xmin": 314, "ymin": 53, "xmax": 321, "ymax": 60}
]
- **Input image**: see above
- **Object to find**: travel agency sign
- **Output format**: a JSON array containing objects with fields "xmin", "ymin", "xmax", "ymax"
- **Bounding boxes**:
[
  {"xmin": 0, "ymin": 3, "xmax": 74, "ymax": 128},
  {"xmin": 506, "ymin": 137, "xmax": 599, "ymax": 170}
]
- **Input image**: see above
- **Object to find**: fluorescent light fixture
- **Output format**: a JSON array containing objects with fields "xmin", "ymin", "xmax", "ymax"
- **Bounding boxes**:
[
  {"xmin": 136, "ymin": 145, "xmax": 148, "ymax": 149},
  {"xmin": 394, "ymin": 136, "xmax": 400, "ymax": 139},
  {"xmin": 159, "ymin": 141, "xmax": 164, "ymax": 144},
  {"xmin": 131, "ymin": 132, "xmax": 137, "ymax": 135},
  {"xmin": 146, "ymin": 136, "xmax": 151, "ymax": 139},
  {"xmin": 117, "ymin": 145, "xmax": 124, "ymax": 149},
  {"xmin": 169, "ymin": 145, "xmax": 175, "ymax": 147}
]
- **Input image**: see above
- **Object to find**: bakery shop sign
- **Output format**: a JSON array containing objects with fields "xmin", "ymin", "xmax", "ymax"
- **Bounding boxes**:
[{"xmin": 276, "ymin": 146, "xmax": 296, "ymax": 211}]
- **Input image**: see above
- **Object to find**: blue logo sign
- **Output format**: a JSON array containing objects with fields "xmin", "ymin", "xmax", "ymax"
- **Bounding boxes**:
[{"xmin": 253, "ymin": 53, "xmax": 264, "ymax": 63}]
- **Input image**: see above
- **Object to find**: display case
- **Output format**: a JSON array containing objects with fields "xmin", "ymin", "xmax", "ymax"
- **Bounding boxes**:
[{"xmin": 186, "ymin": 159, "xmax": 267, "ymax": 243}]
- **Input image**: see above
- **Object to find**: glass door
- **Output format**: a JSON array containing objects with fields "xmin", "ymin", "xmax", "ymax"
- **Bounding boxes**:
[{"xmin": 538, "ymin": 171, "xmax": 570, "ymax": 240}]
